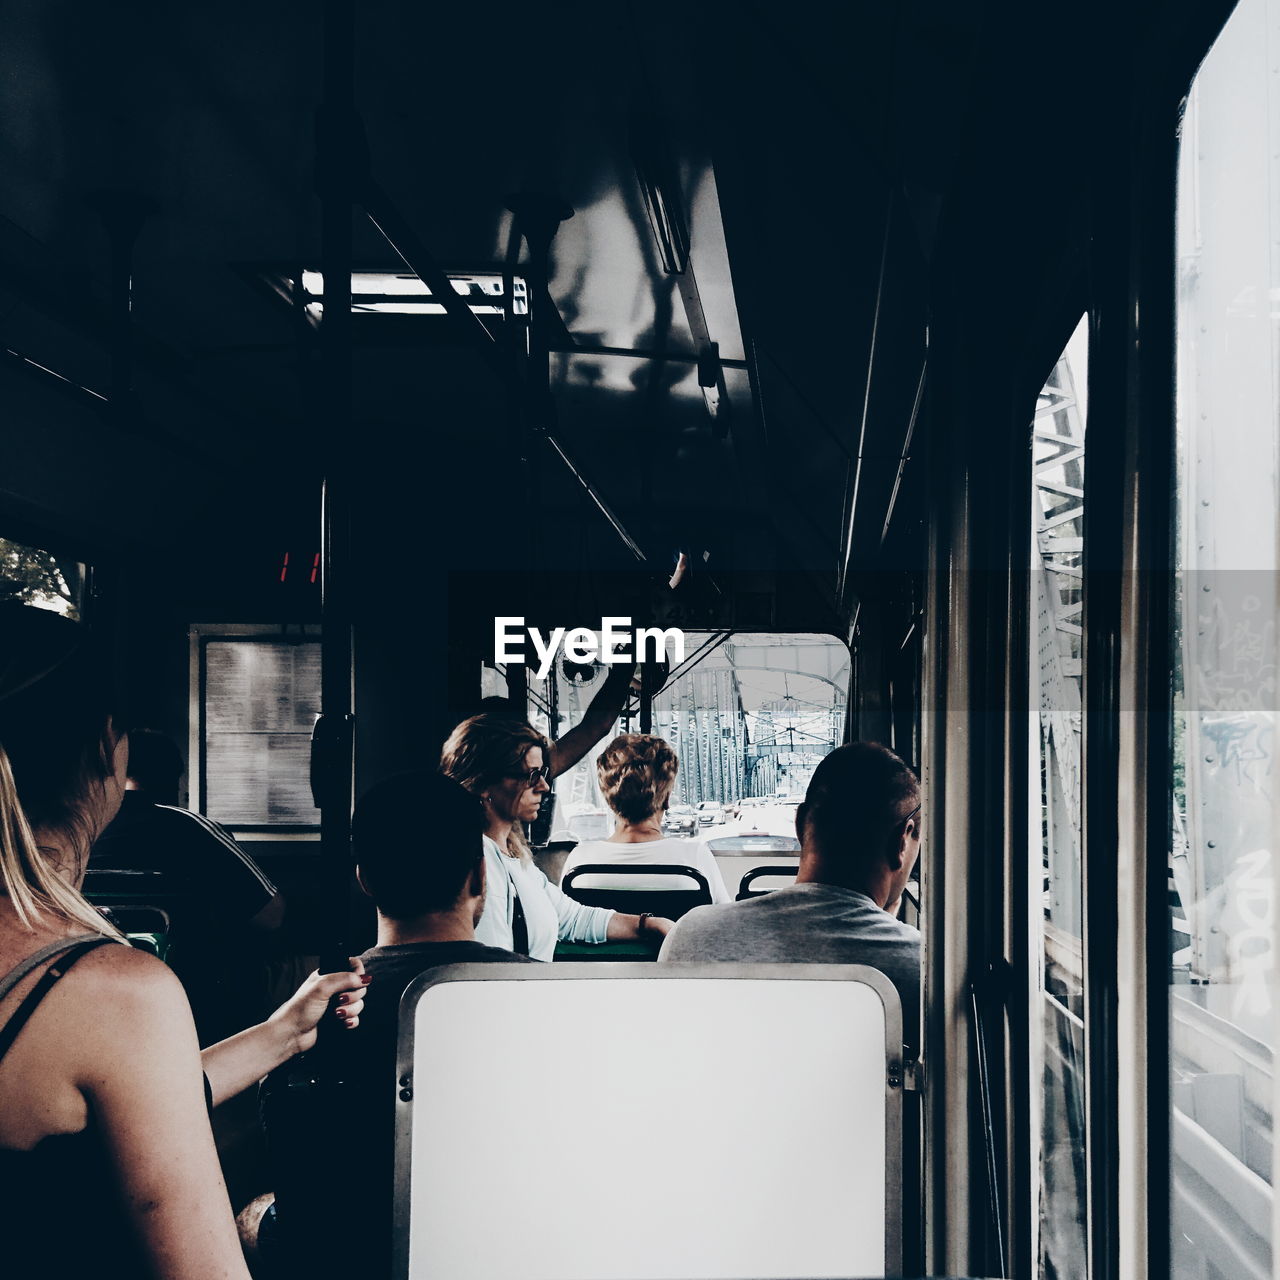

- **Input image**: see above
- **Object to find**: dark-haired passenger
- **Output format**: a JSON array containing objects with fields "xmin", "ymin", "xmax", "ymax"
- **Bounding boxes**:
[
  {"xmin": 560, "ymin": 733, "xmax": 730, "ymax": 903},
  {"xmin": 90, "ymin": 727, "xmax": 286, "ymax": 1041},
  {"xmin": 658, "ymin": 742, "xmax": 922, "ymax": 1044},
  {"xmin": 351, "ymin": 769, "xmax": 534, "ymax": 1015},
  {"xmin": 262, "ymin": 771, "xmax": 531, "ymax": 1279}
]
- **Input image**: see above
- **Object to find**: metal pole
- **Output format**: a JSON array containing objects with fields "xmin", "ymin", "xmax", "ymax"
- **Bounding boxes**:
[
  {"xmin": 362, "ymin": 178, "xmax": 503, "ymax": 363},
  {"xmin": 360, "ymin": 182, "xmax": 645, "ymax": 563},
  {"xmin": 511, "ymin": 194, "xmax": 572, "ymax": 564},
  {"xmin": 89, "ymin": 192, "xmax": 149, "ymax": 418},
  {"xmin": 312, "ymin": 0, "xmax": 356, "ymax": 971},
  {"xmin": 508, "ymin": 193, "xmax": 573, "ymax": 420},
  {"xmin": 88, "ymin": 190, "xmax": 158, "ymax": 436}
]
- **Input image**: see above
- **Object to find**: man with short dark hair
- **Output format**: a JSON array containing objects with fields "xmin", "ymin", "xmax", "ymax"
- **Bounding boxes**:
[
  {"xmin": 262, "ymin": 770, "xmax": 530, "ymax": 1278},
  {"xmin": 658, "ymin": 742, "xmax": 922, "ymax": 1043},
  {"xmin": 349, "ymin": 769, "xmax": 532, "ymax": 1025}
]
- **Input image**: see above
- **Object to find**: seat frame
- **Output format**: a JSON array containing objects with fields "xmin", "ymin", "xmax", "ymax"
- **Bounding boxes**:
[
  {"xmin": 735, "ymin": 863, "xmax": 800, "ymax": 901},
  {"xmin": 561, "ymin": 862, "xmax": 713, "ymax": 919}
]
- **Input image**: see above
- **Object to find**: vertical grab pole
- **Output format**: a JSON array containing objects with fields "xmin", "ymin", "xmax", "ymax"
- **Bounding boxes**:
[
  {"xmin": 508, "ymin": 194, "xmax": 574, "ymax": 563},
  {"xmin": 312, "ymin": 0, "xmax": 356, "ymax": 972},
  {"xmin": 88, "ymin": 191, "xmax": 156, "ymax": 431}
]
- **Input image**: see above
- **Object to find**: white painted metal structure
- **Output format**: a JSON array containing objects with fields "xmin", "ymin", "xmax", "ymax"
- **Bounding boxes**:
[{"xmin": 1033, "ymin": 346, "xmax": 1085, "ymax": 939}]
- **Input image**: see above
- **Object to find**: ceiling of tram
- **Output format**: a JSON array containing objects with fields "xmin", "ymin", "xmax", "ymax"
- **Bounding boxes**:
[{"xmin": 0, "ymin": 0, "xmax": 1186, "ymax": 622}]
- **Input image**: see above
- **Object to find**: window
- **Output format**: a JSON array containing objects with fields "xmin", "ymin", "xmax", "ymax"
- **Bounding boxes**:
[
  {"xmin": 1171, "ymin": 2, "xmax": 1280, "ymax": 1272},
  {"xmin": 1031, "ymin": 316, "xmax": 1089, "ymax": 1279},
  {"xmin": 0, "ymin": 535, "xmax": 85, "ymax": 620},
  {"xmin": 257, "ymin": 269, "xmax": 529, "ymax": 321},
  {"xmin": 192, "ymin": 625, "xmax": 321, "ymax": 832},
  {"xmin": 543, "ymin": 632, "xmax": 849, "ymax": 843}
]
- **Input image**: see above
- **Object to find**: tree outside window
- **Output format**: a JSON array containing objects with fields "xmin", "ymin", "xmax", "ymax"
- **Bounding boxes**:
[{"xmin": 0, "ymin": 537, "xmax": 81, "ymax": 620}]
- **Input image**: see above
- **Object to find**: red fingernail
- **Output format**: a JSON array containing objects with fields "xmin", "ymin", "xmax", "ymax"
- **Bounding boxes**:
[
  {"xmin": 361, "ymin": 975, "xmax": 372, "ymax": 985},
  {"xmin": 335, "ymin": 994, "xmax": 348, "ymax": 1005}
]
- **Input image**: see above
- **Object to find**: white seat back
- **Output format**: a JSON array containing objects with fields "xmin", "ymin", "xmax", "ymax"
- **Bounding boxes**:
[{"xmin": 394, "ymin": 962, "xmax": 903, "ymax": 1280}]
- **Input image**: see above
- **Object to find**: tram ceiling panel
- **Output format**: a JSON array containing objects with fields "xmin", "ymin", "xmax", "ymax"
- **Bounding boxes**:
[
  {"xmin": 0, "ymin": 0, "xmax": 978, "ymax": 568},
  {"xmin": 694, "ymin": 3, "xmax": 941, "ymax": 603},
  {"xmin": 0, "ymin": 9, "xmax": 736, "ymax": 434},
  {"xmin": 302, "ymin": 4, "xmax": 760, "ymax": 553}
]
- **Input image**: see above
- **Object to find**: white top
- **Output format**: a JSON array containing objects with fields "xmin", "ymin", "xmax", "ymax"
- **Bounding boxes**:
[
  {"xmin": 474, "ymin": 835, "xmax": 614, "ymax": 962},
  {"xmin": 561, "ymin": 835, "xmax": 732, "ymax": 904}
]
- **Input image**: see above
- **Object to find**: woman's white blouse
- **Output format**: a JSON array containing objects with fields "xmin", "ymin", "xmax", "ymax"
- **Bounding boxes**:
[{"xmin": 474, "ymin": 835, "xmax": 614, "ymax": 962}]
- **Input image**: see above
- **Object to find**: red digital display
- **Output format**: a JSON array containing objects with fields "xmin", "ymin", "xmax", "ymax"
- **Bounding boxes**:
[{"xmin": 278, "ymin": 551, "xmax": 320, "ymax": 586}]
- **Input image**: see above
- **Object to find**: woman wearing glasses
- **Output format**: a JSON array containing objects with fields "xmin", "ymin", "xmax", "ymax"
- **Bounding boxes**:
[{"xmin": 441, "ymin": 715, "xmax": 674, "ymax": 961}]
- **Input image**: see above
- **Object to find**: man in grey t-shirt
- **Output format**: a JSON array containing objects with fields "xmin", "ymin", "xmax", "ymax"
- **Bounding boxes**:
[{"xmin": 658, "ymin": 742, "xmax": 922, "ymax": 1048}]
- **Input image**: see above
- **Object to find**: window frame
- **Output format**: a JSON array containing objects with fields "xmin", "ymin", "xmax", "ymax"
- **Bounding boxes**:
[
  {"xmin": 1063, "ymin": 8, "xmax": 1240, "ymax": 1279},
  {"xmin": 188, "ymin": 622, "xmax": 323, "ymax": 841}
]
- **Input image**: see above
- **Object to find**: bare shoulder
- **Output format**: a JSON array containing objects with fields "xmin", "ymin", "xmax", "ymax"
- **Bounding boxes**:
[
  {"xmin": 71, "ymin": 937, "xmax": 175, "ymax": 980},
  {"xmin": 0, "ymin": 939, "xmax": 200, "ymax": 1108},
  {"xmin": 59, "ymin": 942, "xmax": 191, "ymax": 1024},
  {"xmin": 60, "ymin": 944, "xmax": 199, "ymax": 1088}
]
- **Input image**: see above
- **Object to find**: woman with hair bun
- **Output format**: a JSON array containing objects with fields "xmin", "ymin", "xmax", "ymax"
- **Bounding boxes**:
[
  {"xmin": 441, "ymin": 715, "xmax": 674, "ymax": 961},
  {"xmin": 560, "ymin": 733, "xmax": 730, "ymax": 904}
]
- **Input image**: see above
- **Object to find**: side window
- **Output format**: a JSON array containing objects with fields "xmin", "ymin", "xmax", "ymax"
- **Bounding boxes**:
[
  {"xmin": 191, "ymin": 625, "xmax": 321, "ymax": 832},
  {"xmin": 0, "ymin": 534, "xmax": 85, "ymax": 620},
  {"xmin": 1031, "ymin": 317, "xmax": 1089, "ymax": 1277},
  {"xmin": 479, "ymin": 662, "xmax": 507, "ymax": 701},
  {"xmin": 1171, "ymin": 1, "xmax": 1280, "ymax": 1272}
]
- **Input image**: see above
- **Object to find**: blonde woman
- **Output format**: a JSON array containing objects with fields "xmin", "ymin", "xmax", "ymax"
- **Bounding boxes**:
[
  {"xmin": 0, "ymin": 606, "xmax": 367, "ymax": 1280},
  {"xmin": 441, "ymin": 715, "xmax": 674, "ymax": 961},
  {"xmin": 560, "ymin": 734, "xmax": 731, "ymax": 904}
]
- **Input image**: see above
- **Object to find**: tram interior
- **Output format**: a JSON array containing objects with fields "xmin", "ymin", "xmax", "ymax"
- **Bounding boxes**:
[{"xmin": 2, "ymin": 0, "xmax": 1276, "ymax": 1277}]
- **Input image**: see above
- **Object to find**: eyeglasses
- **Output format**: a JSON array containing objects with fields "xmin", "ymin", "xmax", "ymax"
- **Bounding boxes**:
[
  {"xmin": 507, "ymin": 765, "xmax": 551, "ymax": 787},
  {"xmin": 902, "ymin": 802, "xmax": 921, "ymax": 834}
]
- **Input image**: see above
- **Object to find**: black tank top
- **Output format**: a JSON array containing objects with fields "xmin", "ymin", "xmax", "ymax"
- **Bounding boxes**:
[{"xmin": 0, "ymin": 935, "xmax": 151, "ymax": 1279}]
